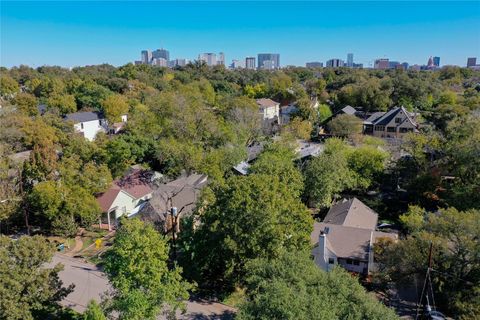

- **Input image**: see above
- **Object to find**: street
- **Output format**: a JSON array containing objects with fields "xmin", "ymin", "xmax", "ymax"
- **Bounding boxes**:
[{"xmin": 48, "ymin": 254, "xmax": 236, "ymax": 319}]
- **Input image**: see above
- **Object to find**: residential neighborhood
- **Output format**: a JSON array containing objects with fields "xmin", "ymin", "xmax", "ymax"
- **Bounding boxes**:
[{"xmin": 1, "ymin": 2, "xmax": 479, "ymax": 320}]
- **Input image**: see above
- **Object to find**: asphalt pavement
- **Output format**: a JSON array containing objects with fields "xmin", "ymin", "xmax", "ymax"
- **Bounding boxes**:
[{"xmin": 47, "ymin": 254, "xmax": 236, "ymax": 319}]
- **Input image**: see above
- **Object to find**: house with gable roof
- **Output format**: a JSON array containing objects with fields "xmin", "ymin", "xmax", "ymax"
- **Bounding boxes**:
[
  {"xmin": 311, "ymin": 198, "xmax": 397, "ymax": 275},
  {"xmin": 363, "ymin": 106, "xmax": 419, "ymax": 139},
  {"xmin": 96, "ymin": 168, "xmax": 153, "ymax": 230}
]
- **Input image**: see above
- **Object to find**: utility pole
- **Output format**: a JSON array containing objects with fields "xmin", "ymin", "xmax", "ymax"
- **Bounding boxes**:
[
  {"xmin": 171, "ymin": 207, "xmax": 178, "ymax": 261},
  {"xmin": 415, "ymin": 242, "xmax": 434, "ymax": 320}
]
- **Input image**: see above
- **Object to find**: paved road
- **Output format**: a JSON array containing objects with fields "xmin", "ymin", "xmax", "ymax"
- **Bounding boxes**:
[{"xmin": 47, "ymin": 254, "xmax": 236, "ymax": 319}]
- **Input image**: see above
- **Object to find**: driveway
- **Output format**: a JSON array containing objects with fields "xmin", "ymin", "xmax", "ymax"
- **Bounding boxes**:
[{"xmin": 48, "ymin": 254, "xmax": 236, "ymax": 319}]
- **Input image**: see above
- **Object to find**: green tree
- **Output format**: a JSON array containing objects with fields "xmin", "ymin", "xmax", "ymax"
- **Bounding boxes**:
[
  {"xmin": 0, "ymin": 235, "xmax": 74, "ymax": 320},
  {"xmin": 47, "ymin": 93, "xmax": 77, "ymax": 114},
  {"xmin": 304, "ymin": 139, "xmax": 356, "ymax": 207},
  {"xmin": 317, "ymin": 103, "xmax": 332, "ymax": 124},
  {"xmin": 13, "ymin": 93, "xmax": 38, "ymax": 116},
  {"xmin": 101, "ymin": 94, "xmax": 129, "ymax": 123},
  {"xmin": 181, "ymin": 173, "xmax": 312, "ymax": 292},
  {"xmin": 103, "ymin": 218, "xmax": 192, "ymax": 320},
  {"xmin": 376, "ymin": 207, "xmax": 480, "ymax": 318},
  {"xmin": 83, "ymin": 300, "xmax": 106, "ymax": 320},
  {"xmin": 238, "ymin": 251, "xmax": 398, "ymax": 320},
  {"xmin": 328, "ymin": 114, "xmax": 363, "ymax": 138},
  {"xmin": 0, "ymin": 74, "xmax": 19, "ymax": 96},
  {"xmin": 348, "ymin": 145, "xmax": 389, "ymax": 189}
]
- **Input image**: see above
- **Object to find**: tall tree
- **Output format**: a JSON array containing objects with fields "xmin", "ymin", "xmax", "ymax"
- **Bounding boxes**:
[
  {"xmin": 0, "ymin": 235, "xmax": 74, "ymax": 320},
  {"xmin": 238, "ymin": 251, "xmax": 398, "ymax": 320},
  {"xmin": 102, "ymin": 218, "xmax": 192, "ymax": 320}
]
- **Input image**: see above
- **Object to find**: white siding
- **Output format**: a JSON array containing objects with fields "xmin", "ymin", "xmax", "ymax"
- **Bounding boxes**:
[{"xmin": 74, "ymin": 119, "xmax": 107, "ymax": 141}]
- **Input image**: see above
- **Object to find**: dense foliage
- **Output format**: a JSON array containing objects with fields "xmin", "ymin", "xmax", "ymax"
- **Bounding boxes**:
[
  {"xmin": 0, "ymin": 235, "xmax": 74, "ymax": 320},
  {"xmin": 1, "ymin": 63, "xmax": 479, "ymax": 318},
  {"xmin": 238, "ymin": 251, "xmax": 398, "ymax": 320}
]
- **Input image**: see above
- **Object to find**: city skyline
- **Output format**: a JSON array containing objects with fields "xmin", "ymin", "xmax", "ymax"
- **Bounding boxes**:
[{"xmin": 2, "ymin": 1, "xmax": 479, "ymax": 68}]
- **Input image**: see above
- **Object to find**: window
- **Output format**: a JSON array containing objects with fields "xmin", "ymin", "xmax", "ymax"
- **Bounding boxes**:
[
  {"xmin": 395, "ymin": 117, "xmax": 402, "ymax": 123},
  {"xmin": 353, "ymin": 260, "xmax": 360, "ymax": 266},
  {"xmin": 387, "ymin": 127, "xmax": 395, "ymax": 132},
  {"xmin": 346, "ymin": 259, "xmax": 353, "ymax": 265},
  {"xmin": 399, "ymin": 127, "xmax": 411, "ymax": 133},
  {"xmin": 374, "ymin": 125, "xmax": 385, "ymax": 131},
  {"xmin": 328, "ymin": 258, "xmax": 335, "ymax": 264},
  {"xmin": 80, "ymin": 123, "xmax": 84, "ymax": 129},
  {"xmin": 99, "ymin": 120, "xmax": 102, "ymax": 125}
]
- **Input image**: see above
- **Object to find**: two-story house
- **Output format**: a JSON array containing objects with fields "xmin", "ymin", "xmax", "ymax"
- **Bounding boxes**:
[
  {"xmin": 64, "ymin": 111, "xmax": 108, "ymax": 141},
  {"xmin": 311, "ymin": 198, "xmax": 397, "ymax": 275},
  {"xmin": 64, "ymin": 111, "xmax": 128, "ymax": 141},
  {"xmin": 256, "ymin": 98, "xmax": 279, "ymax": 133},
  {"xmin": 363, "ymin": 106, "xmax": 418, "ymax": 139}
]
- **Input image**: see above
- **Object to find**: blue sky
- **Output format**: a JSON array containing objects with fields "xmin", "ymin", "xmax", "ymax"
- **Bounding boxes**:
[{"xmin": 1, "ymin": 1, "xmax": 479, "ymax": 68}]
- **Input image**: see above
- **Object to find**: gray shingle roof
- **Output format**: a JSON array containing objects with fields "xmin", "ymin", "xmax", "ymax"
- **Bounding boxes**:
[
  {"xmin": 323, "ymin": 198, "xmax": 378, "ymax": 230},
  {"xmin": 64, "ymin": 111, "xmax": 103, "ymax": 123},
  {"xmin": 340, "ymin": 105, "xmax": 357, "ymax": 115}
]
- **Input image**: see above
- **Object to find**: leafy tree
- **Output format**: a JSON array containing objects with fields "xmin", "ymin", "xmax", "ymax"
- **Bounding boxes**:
[
  {"xmin": 318, "ymin": 103, "xmax": 332, "ymax": 123},
  {"xmin": 328, "ymin": 114, "xmax": 363, "ymax": 138},
  {"xmin": 181, "ymin": 173, "xmax": 312, "ymax": 292},
  {"xmin": 304, "ymin": 138, "xmax": 356, "ymax": 207},
  {"xmin": 103, "ymin": 218, "xmax": 192, "ymax": 320},
  {"xmin": 101, "ymin": 94, "xmax": 129, "ymax": 123},
  {"xmin": 376, "ymin": 207, "xmax": 480, "ymax": 318},
  {"xmin": 281, "ymin": 117, "xmax": 312, "ymax": 140},
  {"xmin": 348, "ymin": 145, "xmax": 389, "ymax": 189},
  {"xmin": 13, "ymin": 92, "xmax": 38, "ymax": 116},
  {"xmin": 83, "ymin": 300, "xmax": 106, "ymax": 320},
  {"xmin": 47, "ymin": 93, "xmax": 77, "ymax": 114},
  {"xmin": 0, "ymin": 235, "xmax": 74, "ymax": 320},
  {"xmin": 0, "ymin": 74, "xmax": 19, "ymax": 96},
  {"xmin": 238, "ymin": 251, "xmax": 398, "ymax": 320},
  {"xmin": 244, "ymin": 83, "xmax": 267, "ymax": 98}
]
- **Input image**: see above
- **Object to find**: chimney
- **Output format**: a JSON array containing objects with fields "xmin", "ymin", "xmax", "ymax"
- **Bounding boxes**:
[{"xmin": 319, "ymin": 231, "xmax": 328, "ymax": 271}]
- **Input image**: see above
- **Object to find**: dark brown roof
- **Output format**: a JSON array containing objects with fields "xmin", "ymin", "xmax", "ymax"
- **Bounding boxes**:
[{"xmin": 96, "ymin": 169, "xmax": 154, "ymax": 212}]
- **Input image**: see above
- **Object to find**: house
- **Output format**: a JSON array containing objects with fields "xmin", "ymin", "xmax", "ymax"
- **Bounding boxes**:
[
  {"xmin": 256, "ymin": 98, "xmax": 279, "ymax": 132},
  {"xmin": 64, "ymin": 111, "xmax": 108, "ymax": 141},
  {"xmin": 96, "ymin": 168, "xmax": 154, "ymax": 230},
  {"xmin": 132, "ymin": 173, "xmax": 208, "ymax": 233},
  {"xmin": 280, "ymin": 99, "xmax": 319, "ymax": 125},
  {"xmin": 279, "ymin": 103, "xmax": 298, "ymax": 125},
  {"xmin": 311, "ymin": 198, "xmax": 397, "ymax": 275},
  {"xmin": 64, "ymin": 111, "xmax": 128, "ymax": 141},
  {"xmin": 233, "ymin": 140, "xmax": 323, "ymax": 175},
  {"xmin": 363, "ymin": 106, "xmax": 418, "ymax": 139}
]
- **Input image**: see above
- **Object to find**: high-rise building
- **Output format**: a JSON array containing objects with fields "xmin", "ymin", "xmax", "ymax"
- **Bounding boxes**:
[
  {"xmin": 401, "ymin": 62, "xmax": 409, "ymax": 70},
  {"xmin": 230, "ymin": 59, "xmax": 244, "ymax": 69},
  {"xmin": 152, "ymin": 48, "xmax": 170, "ymax": 61},
  {"xmin": 199, "ymin": 53, "xmax": 217, "ymax": 66},
  {"xmin": 306, "ymin": 62, "xmax": 323, "ymax": 68},
  {"xmin": 245, "ymin": 57, "xmax": 256, "ymax": 69},
  {"xmin": 141, "ymin": 50, "xmax": 152, "ymax": 64},
  {"xmin": 261, "ymin": 60, "xmax": 276, "ymax": 70},
  {"xmin": 347, "ymin": 53, "xmax": 354, "ymax": 67},
  {"xmin": 257, "ymin": 53, "xmax": 280, "ymax": 70},
  {"xmin": 467, "ymin": 57, "xmax": 477, "ymax": 67},
  {"xmin": 326, "ymin": 59, "xmax": 344, "ymax": 68},
  {"xmin": 433, "ymin": 56, "xmax": 440, "ymax": 67},
  {"xmin": 389, "ymin": 61, "xmax": 400, "ymax": 69},
  {"xmin": 174, "ymin": 58, "xmax": 188, "ymax": 67},
  {"xmin": 217, "ymin": 52, "xmax": 225, "ymax": 66},
  {"xmin": 374, "ymin": 58, "xmax": 389, "ymax": 69},
  {"xmin": 152, "ymin": 58, "xmax": 168, "ymax": 67}
]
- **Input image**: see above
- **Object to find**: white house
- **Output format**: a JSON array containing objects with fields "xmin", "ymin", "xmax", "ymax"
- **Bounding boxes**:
[
  {"xmin": 64, "ymin": 111, "xmax": 128, "ymax": 141},
  {"xmin": 311, "ymin": 198, "xmax": 397, "ymax": 275},
  {"xmin": 96, "ymin": 169, "xmax": 154, "ymax": 230}
]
